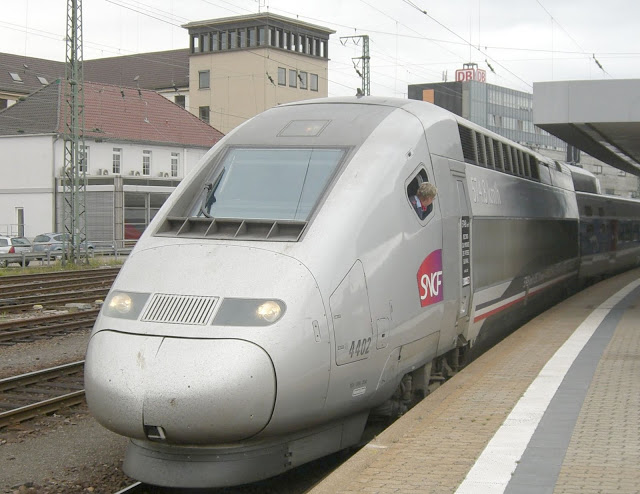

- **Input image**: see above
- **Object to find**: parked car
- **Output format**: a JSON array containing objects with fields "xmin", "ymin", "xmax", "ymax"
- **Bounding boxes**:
[
  {"xmin": 31, "ymin": 233, "xmax": 94, "ymax": 259},
  {"xmin": 0, "ymin": 236, "xmax": 32, "ymax": 267}
]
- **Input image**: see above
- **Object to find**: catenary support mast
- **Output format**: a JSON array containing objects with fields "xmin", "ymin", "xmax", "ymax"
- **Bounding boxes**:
[
  {"xmin": 340, "ymin": 35, "xmax": 370, "ymax": 96},
  {"xmin": 62, "ymin": 0, "xmax": 87, "ymax": 264}
]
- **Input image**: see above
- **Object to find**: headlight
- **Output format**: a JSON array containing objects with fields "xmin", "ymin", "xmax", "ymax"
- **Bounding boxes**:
[
  {"xmin": 213, "ymin": 298, "xmax": 286, "ymax": 326},
  {"xmin": 103, "ymin": 291, "xmax": 150, "ymax": 319},
  {"xmin": 256, "ymin": 301, "xmax": 282, "ymax": 323}
]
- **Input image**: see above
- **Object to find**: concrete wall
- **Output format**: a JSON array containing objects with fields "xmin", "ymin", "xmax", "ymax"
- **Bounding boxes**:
[
  {"xmin": 534, "ymin": 80, "xmax": 640, "ymax": 124},
  {"xmin": 78, "ymin": 140, "xmax": 208, "ymax": 178},
  {"xmin": 0, "ymin": 134, "xmax": 56, "ymax": 238},
  {"xmin": 189, "ymin": 48, "xmax": 329, "ymax": 134},
  {"xmin": 0, "ymin": 134, "xmax": 211, "ymax": 239}
]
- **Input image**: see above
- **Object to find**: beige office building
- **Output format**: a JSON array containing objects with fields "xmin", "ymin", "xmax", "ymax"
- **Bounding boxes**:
[{"xmin": 183, "ymin": 13, "xmax": 335, "ymax": 135}]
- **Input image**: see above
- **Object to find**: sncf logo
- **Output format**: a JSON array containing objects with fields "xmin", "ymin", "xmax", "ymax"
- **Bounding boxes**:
[{"xmin": 417, "ymin": 249, "xmax": 444, "ymax": 307}]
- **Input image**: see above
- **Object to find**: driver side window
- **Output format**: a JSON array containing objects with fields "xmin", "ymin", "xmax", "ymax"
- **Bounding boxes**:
[{"xmin": 406, "ymin": 169, "xmax": 434, "ymax": 221}]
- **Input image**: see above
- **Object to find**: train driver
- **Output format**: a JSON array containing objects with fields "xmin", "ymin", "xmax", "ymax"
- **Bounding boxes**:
[{"xmin": 412, "ymin": 182, "xmax": 438, "ymax": 220}]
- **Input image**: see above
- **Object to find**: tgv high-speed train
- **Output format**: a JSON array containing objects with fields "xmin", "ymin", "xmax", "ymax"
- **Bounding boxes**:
[{"xmin": 84, "ymin": 96, "xmax": 640, "ymax": 488}]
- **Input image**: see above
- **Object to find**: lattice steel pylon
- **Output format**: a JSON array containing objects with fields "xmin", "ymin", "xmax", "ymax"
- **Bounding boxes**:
[
  {"xmin": 62, "ymin": 0, "xmax": 87, "ymax": 264},
  {"xmin": 340, "ymin": 35, "xmax": 370, "ymax": 96}
]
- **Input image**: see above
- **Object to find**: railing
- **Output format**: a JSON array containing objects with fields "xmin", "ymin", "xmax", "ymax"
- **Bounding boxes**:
[{"xmin": 0, "ymin": 244, "xmax": 134, "ymax": 268}]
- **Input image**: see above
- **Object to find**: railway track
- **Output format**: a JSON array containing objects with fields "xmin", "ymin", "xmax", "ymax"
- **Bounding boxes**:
[
  {"xmin": 0, "ymin": 286, "xmax": 111, "ymax": 313},
  {"xmin": 0, "ymin": 361, "xmax": 85, "ymax": 429},
  {"xmin": 0, "ymin": 309, "xmax": 100, "ymax": 344},
  {"xmin": 0, "ymin": 267, "xmax": 120, "ymax": 289},
  {"xmin": 0, "ymin": 273, "xmax": 118, "ymax": 298},
  {"xmin": 0, "ymin": 268, "xmax": 118, "ymax": 313}
]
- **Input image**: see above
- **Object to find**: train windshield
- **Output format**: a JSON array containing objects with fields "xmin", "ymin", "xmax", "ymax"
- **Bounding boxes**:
[{"xmin": 193, "ymin": 147, "xmax": 344, "ymax": 221}]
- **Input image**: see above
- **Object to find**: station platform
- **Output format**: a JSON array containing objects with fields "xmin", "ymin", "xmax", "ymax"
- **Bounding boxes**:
[{"xmin": 310, "ymin": 267, "xmax": 640, "ymax": 494}]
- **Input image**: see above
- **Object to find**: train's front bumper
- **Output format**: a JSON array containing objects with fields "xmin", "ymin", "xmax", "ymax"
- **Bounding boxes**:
[{"xmin": 85, "ymin": 331, "xmax": 276, "ymax": 444}]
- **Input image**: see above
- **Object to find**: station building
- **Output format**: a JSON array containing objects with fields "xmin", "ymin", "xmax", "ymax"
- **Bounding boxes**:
[
  {"xmin": 182, "ymin": 13, "xmax": 335, "ymax": 134},
  {"xmin": 408, "ymin": 65, "xmax": 640, "ymax": 198},
  {"xmin": 0, "ymin": 79, "xmax": 222, "ymax": 241}
]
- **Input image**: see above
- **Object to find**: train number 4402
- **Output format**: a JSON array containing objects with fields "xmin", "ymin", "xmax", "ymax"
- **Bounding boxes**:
[{"xmin": 349, "ymin": 337, "xmax": 372, "ymax": 358}]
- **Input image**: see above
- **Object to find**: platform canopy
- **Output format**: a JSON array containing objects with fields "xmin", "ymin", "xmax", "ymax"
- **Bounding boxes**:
[{"xmin": 533, "ymin": 79, "xmax": 640, "ymax": 177}]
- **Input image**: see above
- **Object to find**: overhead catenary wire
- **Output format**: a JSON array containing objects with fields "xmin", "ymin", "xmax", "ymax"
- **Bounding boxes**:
[
  {"xmin": 399, "ymin": 0, "xmax": 533, "ymax": 89},
  {"xmin": 533, "ymin": 0, "xmax": 612, "ymax": 78},
  {"xmin": 3, "ymin": 0, "xmax": 637, "ymax": 99}
]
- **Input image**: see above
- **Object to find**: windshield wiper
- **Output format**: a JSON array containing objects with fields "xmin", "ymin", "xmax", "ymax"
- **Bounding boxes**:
[
  {"xmin": 198, "ymin": 182, "xmax": 214, "ymax": 218},
  {"xmin": 198, "ymin": 168, "xmax": 225, "ymax": 218}
]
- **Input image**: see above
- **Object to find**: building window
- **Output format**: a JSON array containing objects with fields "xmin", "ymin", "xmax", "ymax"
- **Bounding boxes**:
[
  {"xmin": 16, "ymin": 207, "xmax": 24, "ymax": 237},
  {"xmin": 239, "ymin": 29, "xmax": 246, "ymax": 48},
  {"xmin": 199, "ymin": 70, "xmax": 210, "ymax": 89},
  {"xmin": 199, "ymin": 106, "xmax": 210, "ymax": 123},
  {"xmin": 9, "ymin": 72, "xmax": 22, "ymax": 82},
  {"xmin": 171, "ymin": 152, "xmax": 179, "ymax": 177},
  {"xmin": 406, "ymin": 169, "xmax": 434, "ymax": 221},
  {"xmin": 79, "ymin": 145, "xmax": 89, "ymax": 173},
  {"xmin": 278, "ymin": 67, "xmax": 286, "ymax": 86},
  {"xmin": 593, "ymin": 165, "xmax": 602, "ymax": 174},
  {"xmin": 299, "ymin": 71, "xmax": 308, "ymax": 89},
  {"xmin": 310, "ymin": 73, "xmax": 318, "ymax": 91},
  {"xmin": 142, "ymin": 150, "xmax": 151, "ymax": 176},
  {"xmin": 289, "ymin": 69, "xmax": 297, "ymax": 88},
  {"xmin": 124, "ymin": 192, "xmax": 172, "ymax": 239},
  {"xmin": 37, "ymin": 76, "xmax": 48, "ymax": 85},
  {"xmin": 113, "ymin": 148, "xmax": 122, "ymax": 174},
  {"xmin": 175, "ymin": 95, "xmax": 185, "ymax": 108},
  {"xmin": 248, "ymin": 28, "xmax": 256, "ymax": 47}
]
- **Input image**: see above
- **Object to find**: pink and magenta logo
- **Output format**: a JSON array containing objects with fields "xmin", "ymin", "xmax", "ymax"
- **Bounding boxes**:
[{"xmin": 417, "ymin": 249, "xmax": 444, "ymax": 307}]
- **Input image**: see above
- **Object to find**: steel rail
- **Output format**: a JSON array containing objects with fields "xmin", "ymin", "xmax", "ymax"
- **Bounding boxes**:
[
  {"xmin": 0, "ymin": 361, "xmax": 85, "ymax": 429},
  {"xmin": 0, "ymin": 288, "xmax": 110, "ymax": 313},
  {"xmin": 0, "ymin": 267, "xmax": 120, "ymax": 286},
  {"xmin": 0, "ymin": 274, "xmax": 117, "ymax": 298},
  {"xmin": 0, "ymin": 309, "xmax": 100, "ymax": 343}
]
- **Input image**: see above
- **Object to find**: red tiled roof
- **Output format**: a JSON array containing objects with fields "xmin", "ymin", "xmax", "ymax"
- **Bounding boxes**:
[
  {"xmin": 63, "ymin": 81, "xmax": 224, "ymax": 147},
  {"xmin": 0, "ymin": 79, "xmax": 223, "ymax": 147}
]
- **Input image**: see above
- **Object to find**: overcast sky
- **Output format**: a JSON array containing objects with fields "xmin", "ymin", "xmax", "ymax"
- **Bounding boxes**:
[{"xmin": 2, "ymin": 0, "xmax": 639, "ymax": 97}]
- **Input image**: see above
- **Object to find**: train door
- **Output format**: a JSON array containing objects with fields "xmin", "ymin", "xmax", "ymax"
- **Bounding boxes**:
[{"xmin": 455, "ymin": 179, "xmax": 472, "ymax": 329}]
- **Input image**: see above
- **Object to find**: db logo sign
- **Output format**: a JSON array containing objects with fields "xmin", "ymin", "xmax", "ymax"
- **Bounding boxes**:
[{"xmin": 417, "ymin": 249, "xmax": 444, "ymax": 307}]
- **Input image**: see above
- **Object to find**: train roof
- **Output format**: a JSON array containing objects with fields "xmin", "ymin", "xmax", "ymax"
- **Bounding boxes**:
[{"xmin": 564, "ymin": 164, "xmax": 601, "ymax": 194}]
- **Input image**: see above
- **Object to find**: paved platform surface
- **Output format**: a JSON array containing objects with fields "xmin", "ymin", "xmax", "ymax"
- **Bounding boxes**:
[{"xmin": 309, "ymin": 268, "xmax": 640, "ymax": 494}]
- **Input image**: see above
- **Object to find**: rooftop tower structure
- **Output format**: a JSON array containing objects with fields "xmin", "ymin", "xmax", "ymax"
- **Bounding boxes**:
[{"xmin": 183, "ymin": 13, "xmax": 335, "ymax": 134}]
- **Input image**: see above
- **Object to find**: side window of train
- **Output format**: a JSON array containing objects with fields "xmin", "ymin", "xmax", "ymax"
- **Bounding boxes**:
[{"xmin": 406, "ymin": 168, "xmax": 435, "ymax": 221}]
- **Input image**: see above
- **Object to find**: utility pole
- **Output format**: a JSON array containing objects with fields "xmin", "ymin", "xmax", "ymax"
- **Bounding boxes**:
[
  {"xmin": 340, "ymin": 35, "xmax": 370, "ymax": 96},
  {"xmin": 62, "ymin": 0, "xmax": 87, "ymax": 264}
]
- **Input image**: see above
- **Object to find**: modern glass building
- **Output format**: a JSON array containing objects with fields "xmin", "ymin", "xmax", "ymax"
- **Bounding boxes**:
[
  {"xmin": 408, "ymin": 81, "xmax": 566, "ymax": 152},
  {"xmin": 408, "ymin": 79, "xmax": 639, "ymax": 197}
]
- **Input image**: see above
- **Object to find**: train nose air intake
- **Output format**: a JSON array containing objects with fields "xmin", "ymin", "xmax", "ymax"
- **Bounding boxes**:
[{"xmin": 144, "ymin": 425, "xmax": 167, "ymax": 442}]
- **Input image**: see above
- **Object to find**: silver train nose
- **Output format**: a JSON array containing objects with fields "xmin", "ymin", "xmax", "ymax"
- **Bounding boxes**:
[{"xmin": 85, "ymin": 331, "xmax": 276, "ymax": 444}]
